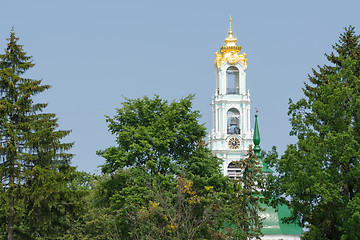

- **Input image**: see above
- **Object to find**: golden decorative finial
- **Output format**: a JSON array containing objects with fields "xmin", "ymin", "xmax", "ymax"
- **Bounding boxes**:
[
  {"xmin": 225, "ymin": 16, "xmax": 236, "ymax": 47},
  {"xmin": 214, "ymin": 16, "xmax": 248, "ymax": 69},
  {"xmin": 229, "ymin": 15, "xmax": 232, "ymax": 31}
]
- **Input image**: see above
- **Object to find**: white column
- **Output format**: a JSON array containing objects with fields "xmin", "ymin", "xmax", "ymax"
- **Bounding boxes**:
[
  {"xmin": 212, "ymin": 105, "xmax": 215, "ymax": 132},
  {"xmin": 247, "ymin": 107, "xmax": 250, "ymax": 132},
  {"xmin": 243, "ymin": 71, "xmax": 247, "ymax": 95},
  {"xmin": 240, "ymin": 70, "xmax": 244, "ymax": 94},
  {"xmin": 222, "ymin": 102, "xmax": 226, "ymax": 136},
  {"xmin": 220, "ymin": 69, "xmax": 225, "ymax": 94},
  {"xmin": 242, "ymin": 105, "xmax": 246, "ymax": 135},
  {"xmin": 216, "ymin": 107, "xmax": 219, "ymax": 133},
  {"xmin": 223, "ymin": 156, "xmax": 227, "ymax": 176}
]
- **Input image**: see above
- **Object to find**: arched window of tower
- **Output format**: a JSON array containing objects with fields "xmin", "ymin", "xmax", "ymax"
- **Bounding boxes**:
[
  {"xmin": 226, "ymin": 66, "xmax": 239, "ymax": 94},
  {"xmin": 227, "ymin": 161, "xmax": 242, "ymax": 180},
  {"xmin": 227, "ymin": 108, "xmax": 240, "ymax": 134}
]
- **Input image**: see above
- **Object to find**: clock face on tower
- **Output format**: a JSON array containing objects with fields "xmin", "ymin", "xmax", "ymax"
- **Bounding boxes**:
[{"xmin": 228, "ymin": 137, "xmax": 240, "ymax": 149}]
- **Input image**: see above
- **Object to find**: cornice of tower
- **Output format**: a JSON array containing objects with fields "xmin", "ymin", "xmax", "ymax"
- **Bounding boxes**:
[{"xmin": 214, "ymin": 16, "xmax": 248, "ymax": 69}]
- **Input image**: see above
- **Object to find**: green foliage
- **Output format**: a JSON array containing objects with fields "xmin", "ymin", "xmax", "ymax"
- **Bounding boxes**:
[
  {"xmin": 96, "ymin": 95, "xmax": 228, "ymax": 239},
  {"xmin": 124, "ymin": 176, "xmax": 226, "ymax": 240},
  {"xmin": 232, "ymin": 146, "xmax": 264, "ymax": 239},
  {"xmin": 99, "ymin": 95, "xmax": 209, "ymax": 175},
  {"xmin": 96, "ymin": 95, "xmax": 264, "ymax": 239},
  {"xmin": 264, "ymin": 26, "xmax": 360, "ymax": 239},
  {"xmin": 0, "ymin": 30, "xmax": 81, "ymax": 239},
  {"xmin": 0, "ymin": 30, "xmax": 266, "ymax": 239},
  {"xmin": 59, "ymin": 172, "xmax": 118, "ymax": 240},
  {"xmin": 215, "ymin": 146, "xmax": 264, "ymax": 240}
]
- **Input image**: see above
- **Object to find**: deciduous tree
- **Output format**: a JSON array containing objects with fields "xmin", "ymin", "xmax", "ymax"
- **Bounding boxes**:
[
  {"xmin": 97, "ymin": 95, "xmax": 231, "ymax": 239},
  {"xmin": 97, "ymin": 95, "xmax": 266, "ymax": 239}
]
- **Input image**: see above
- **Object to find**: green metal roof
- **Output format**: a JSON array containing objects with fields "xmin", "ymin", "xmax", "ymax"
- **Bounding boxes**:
[
  {"xmin": 259, "ymin": 157, "xmax": 274, "ymax": 173},
  {"xmin": 259, "ymin": 202, "xmax": 303, "ymax": 236}
]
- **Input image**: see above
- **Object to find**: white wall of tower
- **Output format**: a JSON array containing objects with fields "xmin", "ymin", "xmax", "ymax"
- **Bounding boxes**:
[{"xmin": 209, "ymin": 60, "xmax": 253, "ymax": 176}]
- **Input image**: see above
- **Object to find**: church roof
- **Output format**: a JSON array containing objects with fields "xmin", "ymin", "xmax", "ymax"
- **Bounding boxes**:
[
  {"xmin": 260, "ymin": 158, "xmax": 274, "ymax": 173},
  {"xmin": 259, "ymin": 202, "xmax": 304, "ymax": 236},
  {"xmin": 255, "ymin": 113, "xmax": 302, "ymax": 236}
]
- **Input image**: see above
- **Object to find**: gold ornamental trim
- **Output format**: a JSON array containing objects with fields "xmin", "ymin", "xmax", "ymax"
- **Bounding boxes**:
[
  {"xmin": 214, "ymin": 51, "xmax": 247, "ymax": 69},
  {"xmin": 220, "ymin": 46, "xmax": 242, "ymax": 53},
  {"xmin": 214, "ymin": 16, "xmax": 248, "ymax": 69}
]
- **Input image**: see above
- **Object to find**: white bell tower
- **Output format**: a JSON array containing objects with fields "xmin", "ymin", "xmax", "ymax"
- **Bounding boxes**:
[
  {"xmin": 208, "ymin": 18, "xmax": 304, "ymax": 240},
  {"xmin": 209, "ymin": 17, "xmax": 252, "ymax": 178}
]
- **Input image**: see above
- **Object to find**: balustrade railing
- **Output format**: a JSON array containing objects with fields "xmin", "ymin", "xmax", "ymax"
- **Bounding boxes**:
[
  {"xmin": 227, "ymin": 127, "xmax": 241, "ymax": 134},
  {"xmin": 227, "ymin": 88, "xmax": 239, "ymax": 94}
]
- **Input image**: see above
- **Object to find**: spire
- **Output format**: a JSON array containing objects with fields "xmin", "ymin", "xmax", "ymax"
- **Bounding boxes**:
[
  {"xmin": 253, "ymin": 110, "xmax": 274, "ymax": 173},
  {"xmin": 224, "ymin": 15, "xmax": 237, "ymax": 47},
  {"xmin": 214, "ymin": 16, "xmax": 247, "ymax": 69},
  {"xmin": 229, "ymin": 14, "xmax": 232, "ymax": 31},
  {"xmin": 253, "ymin": 109, "xmax": 261, "ymax": 157},
  {"xmin": 229, "ymin": 15, "xmax": 232, "ymax": 31}
]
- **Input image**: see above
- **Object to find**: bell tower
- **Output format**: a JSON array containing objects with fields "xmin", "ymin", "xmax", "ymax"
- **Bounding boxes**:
[{"xmin": 209, "ymin": 17, "xmax": 252, "ymax": 178}]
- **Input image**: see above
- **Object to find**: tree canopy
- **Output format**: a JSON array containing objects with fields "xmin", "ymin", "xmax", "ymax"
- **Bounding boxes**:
[
  {"xmin": 0, "ymin": 30, "xmax": 81, "ymax": 240},
  {"xmin": 96, "ymin": 95, "xmax": 264, "ymax": 239},
  {"xmin": 96, "ymin": 95, "xmax": 227, "ymax": 239},
  {"xmin": 0, "ymin": 32, "xmax": 265, "ymax": 238},
  {"xmin": 265, "ymin": 26, "xmax": 360, "ymax": 240}
]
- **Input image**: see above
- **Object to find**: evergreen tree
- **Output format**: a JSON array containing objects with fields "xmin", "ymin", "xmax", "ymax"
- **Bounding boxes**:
[
  {"xmin": 265, "ymin": 26, "xmax": 360, "ymax": 239},
  {"xmin": 0, "ymin": 30, "xmax": 78, "ymax": 239},
  {"xmin": 235, "ymin": 146, "xmax": 263, "ymax": 238},
  {"xmin": 214, "ymin": 148, "xmax": 264, "ymax": 240}
]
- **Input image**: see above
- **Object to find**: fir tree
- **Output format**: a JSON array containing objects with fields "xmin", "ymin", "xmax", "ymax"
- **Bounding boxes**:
[
  {"xmin": 229, "ymin": 146, "xmax": 264, "ymax": 239},
  {"xmin": 0, "ymin": 30, "xmax": 77, "ymax": 239},
  {"xmin": 265, "ymin": 26, "xmax": 360, "ymax": 239}
]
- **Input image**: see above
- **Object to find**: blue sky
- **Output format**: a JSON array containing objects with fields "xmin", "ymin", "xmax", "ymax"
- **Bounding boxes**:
[{"xmin": 1, "ymin": 0, "xmax": 359, "ymax": 173}]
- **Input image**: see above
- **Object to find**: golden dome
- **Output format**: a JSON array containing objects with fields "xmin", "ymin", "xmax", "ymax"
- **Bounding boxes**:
[
  {"xmin": 214, "ymin": 16, "xmax": 247, "ymax": 69},
  {"xmin": 224, "ymin": 16, "xmax": 238, "ymax": 47}
]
